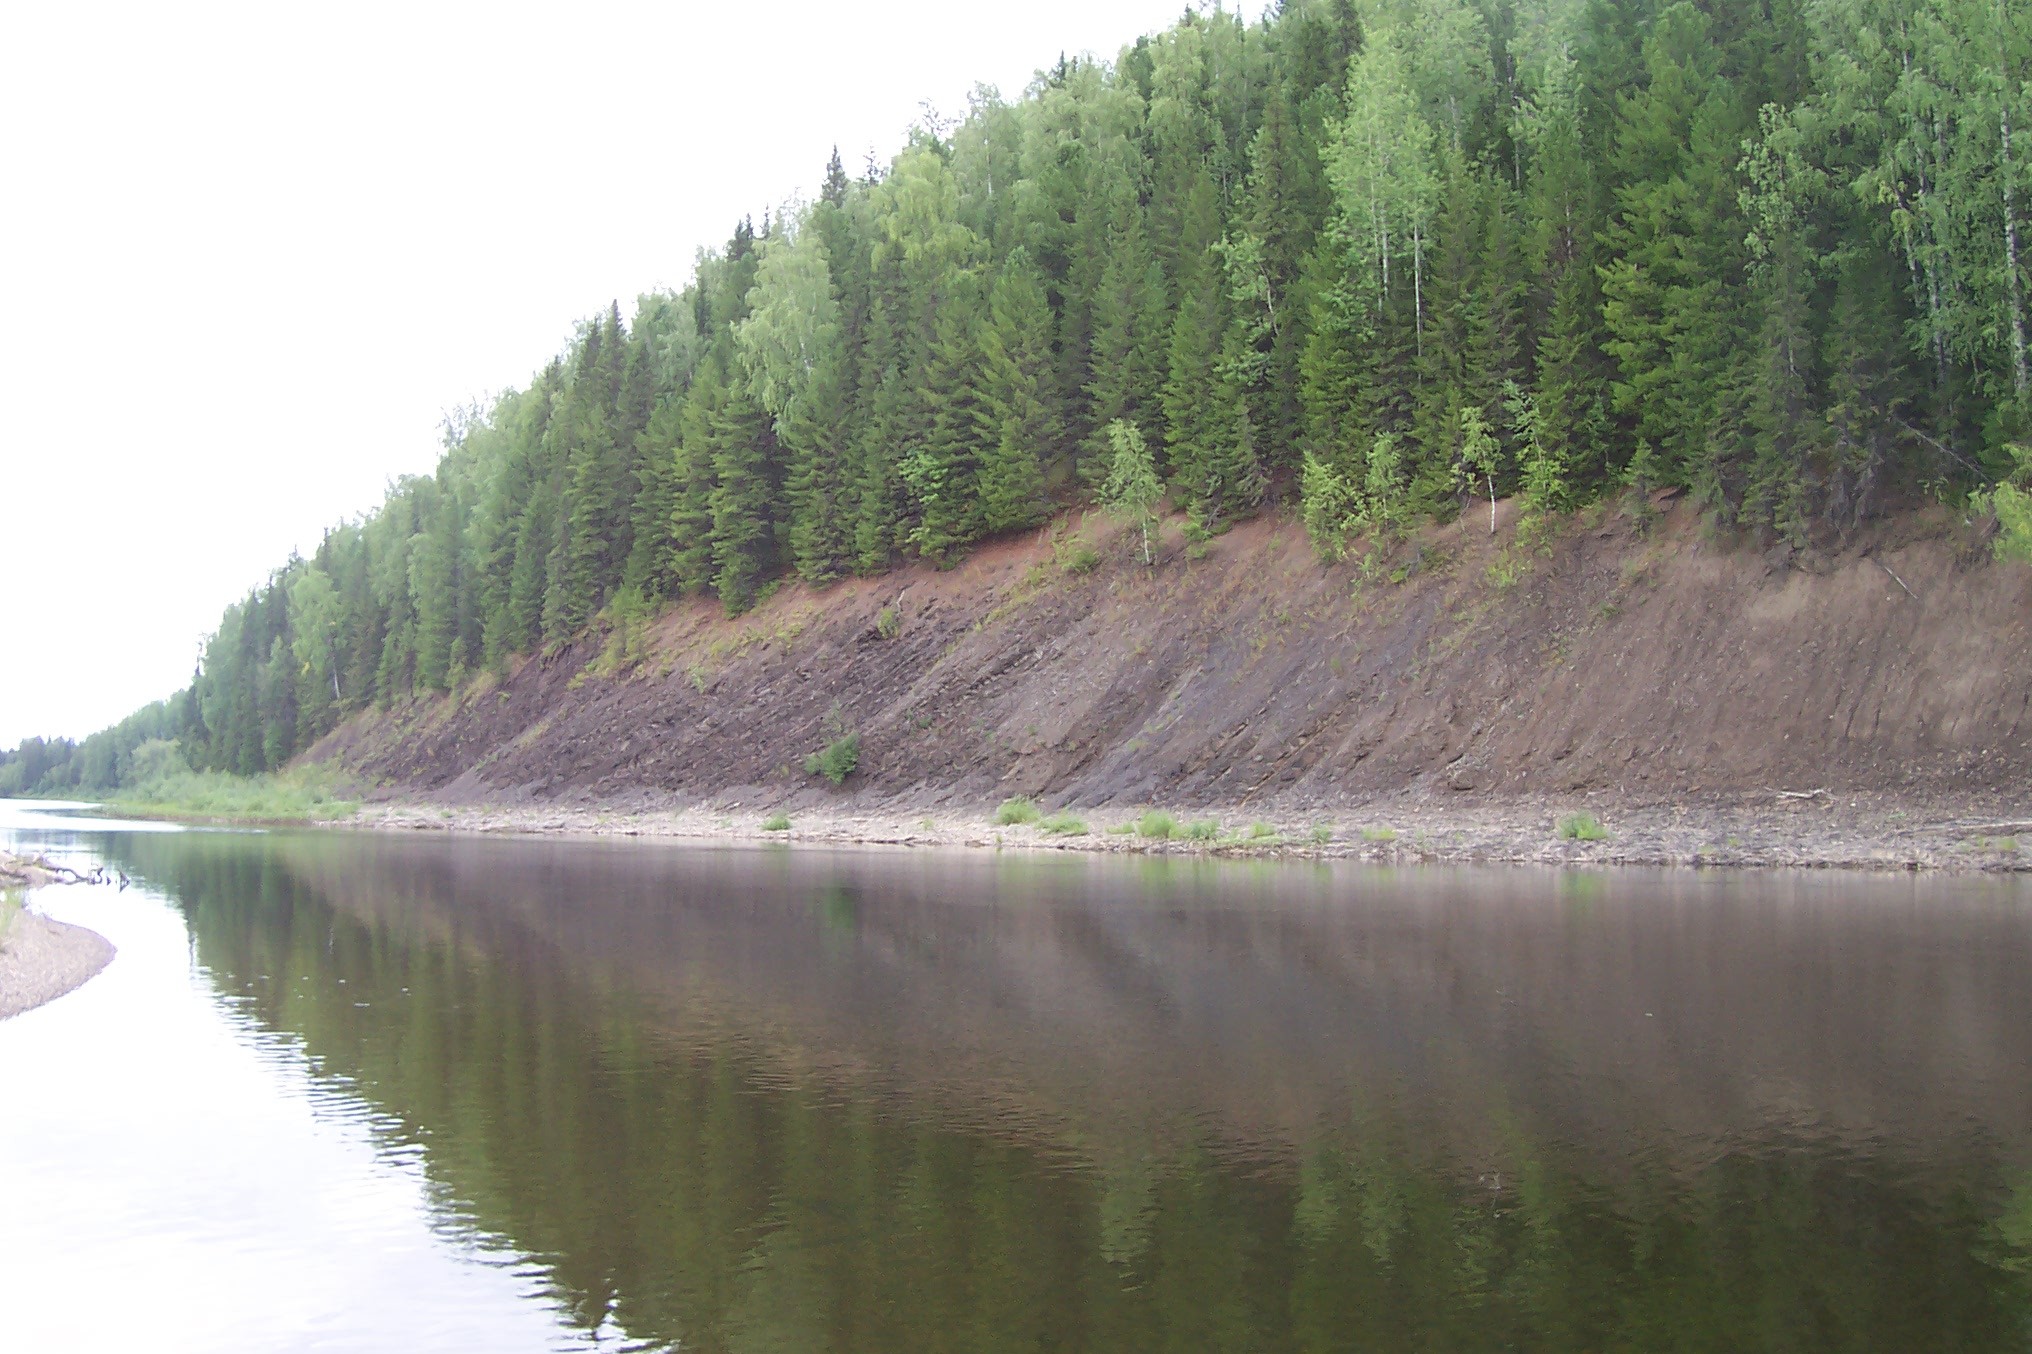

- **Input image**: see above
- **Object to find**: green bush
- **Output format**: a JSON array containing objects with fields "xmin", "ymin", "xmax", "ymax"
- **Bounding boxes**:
[
  {"xmin": 107, "ymin": 741, "xmax": 359, "ymax": 823},
  {"xmin": 995, "ymin": 796, "xmax": 1042, "ymax": 825},
  {"xmin": 1039, "ymin": 812, "xmax": 1088, "ymax": 836},
  {"xmin": 762, "ymin": 812, "xmax": 791, "ymax": 832},
  {"xmin": 1972, "ymin": 446, "xmax": 2032, "ymax": 563},
  {"xmin": 1183, "ymin": 818, "xmax": 1221, "ymax": 841},
  {"xmin": 1105, "ymin": 822, "xmax": 1137, "ymax": 835},
  {"xmin": 1559, "ymin": 812, "xmax": 1608, "ymax": 842},
  {"xmin": 1309, "ymin": 824, "xmax": 1334, "ymax": 845},
  {"xmin": 1137, "ymin": 810, "xmax": 1179, "ymax": 839},
  {"xmin": 875, "ymin": 606, "xmax": 902, "ymax": 640},
  {"xmin": 1361, "ymin": 826, "xmax": 1398, "ymax": 843},
  {"xmin": 804, "ymin": 733, "xmax": 861, "ymax": 786},
  {"xmin": 1249, "ymin": 821, "xmax": 1279, "ymax": 839}
]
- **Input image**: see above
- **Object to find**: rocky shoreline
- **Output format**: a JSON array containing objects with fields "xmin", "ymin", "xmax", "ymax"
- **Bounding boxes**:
[{"xmin": 351, "ymin": 789, "xmax": 2032, "ymax": 875}]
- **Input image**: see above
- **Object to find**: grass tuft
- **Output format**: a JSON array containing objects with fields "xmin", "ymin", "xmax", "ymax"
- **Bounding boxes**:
[
  {"xmin": 995, "ymin": 796, "xmax": 1042, "ymax": 826},
  {"xmin": 1183, "ymin": 818, "xmax": 1221, "ymax": 841},
  {"xmin": 1059, "ymin": 542, "xmax": 1102, "ymax": 575},
  {"xmin": 1361, "ymin": 826, "xmax": 1398, "ymax": 843},
  {"xmin": 1559, "ymin": 812, "xmax": 1609, "ymax": 842},
  {"xmin": 1039, "ymin": 812, "xmax": 1088, "ymax": 836},
  {"xmin": 762, "ymin": 812, "xmax": 792, "ymax": 832},
  {"xmin": 1137, "ymin": 810, "xmax": 1179, "ymax": 840}
]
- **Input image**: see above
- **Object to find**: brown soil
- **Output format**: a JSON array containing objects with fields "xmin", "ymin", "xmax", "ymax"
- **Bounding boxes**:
[{"xmin": 310, "ymin": 498, "xmax": 2032, "ymax": 859}]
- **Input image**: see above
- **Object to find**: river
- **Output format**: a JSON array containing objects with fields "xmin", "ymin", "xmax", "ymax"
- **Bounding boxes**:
[{"xmin": 3, "ymin": 799, "xmax": 2030, "ymax": 1351}]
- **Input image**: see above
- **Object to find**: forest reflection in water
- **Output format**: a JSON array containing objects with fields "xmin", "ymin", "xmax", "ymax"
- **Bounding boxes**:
[{"xmin": 96, "ymin": 829, "xmax": 2032, "ymax": 1351}]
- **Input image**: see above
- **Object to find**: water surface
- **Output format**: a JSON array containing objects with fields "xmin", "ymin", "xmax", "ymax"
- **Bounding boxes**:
[{"xmin": 4, "ymin": 802, "xmax": 2030, "ymax": 1351}]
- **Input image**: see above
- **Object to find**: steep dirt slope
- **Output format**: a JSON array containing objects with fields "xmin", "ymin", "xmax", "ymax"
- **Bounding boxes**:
[{"xmin": 309, "ymin": 499, "xmax": 2032, "ymax": 813}]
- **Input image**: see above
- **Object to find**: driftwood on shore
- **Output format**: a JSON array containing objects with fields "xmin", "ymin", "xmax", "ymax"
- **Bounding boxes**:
[{"xmin": 0, "ymin": 853, "xmax": 125, "ymax": 890}]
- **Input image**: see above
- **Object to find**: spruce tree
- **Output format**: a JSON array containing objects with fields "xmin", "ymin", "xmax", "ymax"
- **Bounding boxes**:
[
  {"xmin": 904, "ymin": 272, "xmax": 993, "ymax": 561},
  {"xmin": 707, "ymin": 361, "xmax": 780, "ymax": 614},
  {"xmin": 669, "ymin": 356, "xmax": 724, "ymax": 596},
  {"xmin": 1599, "ymin": 3, "xmax": 1756, "ymax": 496},
  {"xmin": 977, "ymin": 247, "xmax": 1058, "ymax": 532}
]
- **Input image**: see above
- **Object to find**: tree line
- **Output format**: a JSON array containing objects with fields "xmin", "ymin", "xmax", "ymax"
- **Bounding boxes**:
[{"xmin": 6, "ymin": 0, "xmax": 2028, "ymax": 796}]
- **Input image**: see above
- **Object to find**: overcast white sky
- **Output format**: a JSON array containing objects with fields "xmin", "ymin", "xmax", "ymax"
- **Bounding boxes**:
[{"xmin": 0, "ymin": 0, "xmax": 1272, "ymax": 748}]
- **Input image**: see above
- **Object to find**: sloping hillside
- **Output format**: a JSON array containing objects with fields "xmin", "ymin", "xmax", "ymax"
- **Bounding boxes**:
[{"xmin": 308, "ymin": 500, "xmax": 2032, "ymax": 814}]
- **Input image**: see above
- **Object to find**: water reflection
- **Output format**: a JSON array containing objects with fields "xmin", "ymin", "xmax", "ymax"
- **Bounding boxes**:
[{"xmin": 28, "ymin": 821, "xmax": 2032, "ymax": 1350}]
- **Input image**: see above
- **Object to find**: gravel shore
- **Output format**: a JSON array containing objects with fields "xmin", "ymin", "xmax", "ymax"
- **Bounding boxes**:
[
  {"xmin": 352, "ymin": 790, "xmax": 2032, "ymax": 874},
  {"xmin": 0, "ymin": 908, "xmax": 114, "ymax": 1021}
]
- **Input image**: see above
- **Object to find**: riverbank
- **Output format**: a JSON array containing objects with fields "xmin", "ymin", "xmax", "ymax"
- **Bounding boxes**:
[
  {"xmin": 307, "ymin": 502, "xmax": 2032, "ymax": 857},
  {"xmin": 354, "ymin": 788, "xmax": 2032, "ymax": 873}
]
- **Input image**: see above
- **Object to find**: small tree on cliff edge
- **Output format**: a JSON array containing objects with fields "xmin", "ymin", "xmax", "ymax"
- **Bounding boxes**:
[{"xmin": 1100, "ymin": 419, "xmax": 1162, "ymax": 565}]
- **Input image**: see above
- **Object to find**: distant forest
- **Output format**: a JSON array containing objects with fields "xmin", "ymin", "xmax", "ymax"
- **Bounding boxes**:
[{"xmin": 6, "ymin": 0, "xmax": 2030, "ymax": 797}]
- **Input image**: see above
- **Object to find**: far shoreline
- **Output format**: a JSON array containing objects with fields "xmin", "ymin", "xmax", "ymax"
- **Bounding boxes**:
[
  {"xmin": 24, "ymin": 789, "xmax": 2031, "ymax": 874},
  {"xmin": 334, "ymin": 791, "xmax": 2032, "ymax": 876}
]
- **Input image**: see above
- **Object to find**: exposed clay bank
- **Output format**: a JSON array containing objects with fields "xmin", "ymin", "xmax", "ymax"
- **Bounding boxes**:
[{"xmin": 303, "ymin": 501, "xmax": 2031, "ymax": 869}]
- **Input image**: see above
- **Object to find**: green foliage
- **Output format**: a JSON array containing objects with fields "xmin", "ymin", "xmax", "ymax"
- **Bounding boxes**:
[
  {"xmin": 804, "ymin": 733, "xmax": 861, "ymax": 787},
  {"xmin": 1038, "ymin": 812, "xmax": 1089, "ymax": 836},
  {"xmin": 1054, "ymin": 526, "xmax": 1105, "ymax": 575},
  {"xmin": 1100, "ymin": 420, "xmax": 1164, "ymax": 565},
  {"xmin": 1506, "ymin": 380, "xmax": 1567, "ymax": 550},
  {"xmin": 1972, "ymin": 446, "xmax": 2032, "ymax": 563},
  {"xmin": 1249, "ymin": 821, "xmax": 1278, "ymax": 839},
  {"xmin": 976, "ymin": 248, "xmax": 1058, "ymax": 534},
  {"xmin": 762, "ymin": 812, "xmax": 792, "ymax": 832},
  {"xmin": 1299, "ymin": 450, "xmax": 1363, "ymax": 559},
  {"xmin": 1457, "ymin": 405, "xmax": 1501, "ymax": 535},
  {"xmin": 1136, "ymin": 810, "xmax": 1179, "ymax": 840},
  {"xmin": 1183, "ymin": 818, "xmax": 1221, "ymax": 841},
  {"xmin": 1309, "ymin": 824, "xmax": 1334, "ymax": 845},
  {"xmin": 105, "ymin": 742, "xmax": 358, "ymax": 823},
  {"xmin": 874, "ymin": 606, "xmax": 902, "ymax": 640},
  {"xmin": 1361, "ymin": 826, "xmax": 1398, "ymax": 843},
  {"xmin": 1300, "ymin": 428, "xmax": 1416, "ymax": 558},
  {"xmin": 1485, "ymin": 548, "xmax": 1528, "ymax": 590},
  {"xmin": 1989, "ymin": 484, "xmax": 2032, "ymax": 564},
  {"xmin": 1559, "ymin": 812, "xmax": 1609, "ymax": 842},
  {"xmin": 590, "ymin": 584, "xmax": 657, "ymax": 676},
  {"xmin": 995, "ymin": 796, "xmax": 1042, "ymax": 826}
]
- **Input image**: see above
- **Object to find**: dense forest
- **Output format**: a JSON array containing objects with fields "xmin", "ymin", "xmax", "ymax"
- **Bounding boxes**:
[{"xmin": 6, "ymin": 0, "xmax": 2030, "ymax": 797}]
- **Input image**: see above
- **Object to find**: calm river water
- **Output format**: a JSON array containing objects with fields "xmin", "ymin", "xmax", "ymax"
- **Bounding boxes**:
[{"xmin": 4, "ymin": 799, "xmax": 2031, "ymax": 1351}]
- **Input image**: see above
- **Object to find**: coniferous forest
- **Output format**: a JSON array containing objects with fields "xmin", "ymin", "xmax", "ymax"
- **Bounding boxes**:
[{"xmin": 7, "ymin": 0, "xmax": 2032, "ymax": 796}]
